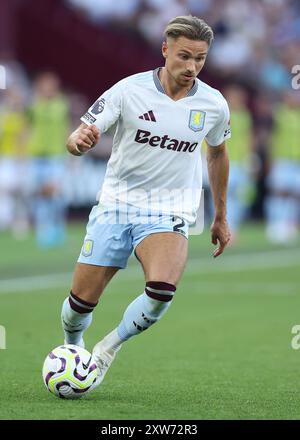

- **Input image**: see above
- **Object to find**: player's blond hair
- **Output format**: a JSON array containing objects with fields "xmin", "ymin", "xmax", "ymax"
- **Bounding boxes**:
[{"xmin": 164, "ymin": 16, "xmax": 214, "ymax": 47}]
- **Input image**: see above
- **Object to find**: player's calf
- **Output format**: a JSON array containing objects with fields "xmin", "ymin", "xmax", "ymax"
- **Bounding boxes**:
[
  {"xmin": 92, "ymin": 281, "xmax": 176, "ymax": 385},
  {"xmin": 118, "ymin": 281, "xmax": 176, "ymax": 341}
]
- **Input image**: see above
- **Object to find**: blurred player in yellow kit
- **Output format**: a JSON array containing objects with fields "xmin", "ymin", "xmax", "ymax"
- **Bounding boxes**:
[
  {"xmin": 27, "ymin": 72, "xmax": 70, "ymax": 248},
  {"xmin": 0, "ymin": 87, "xmax": 28, "ymax": 236}
]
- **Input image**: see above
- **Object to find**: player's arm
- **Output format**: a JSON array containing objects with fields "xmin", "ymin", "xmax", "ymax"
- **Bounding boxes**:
[
  {"xmin": 66, "ymin": 123, "xmax": 100, "ymax": 156},
  {"xmin": 206, "ymin": 141, "xmax": 231, "ymax": 257},
  {"xmin": 71, "ymin": 79, "xmax": 124, "ymax": 156}
]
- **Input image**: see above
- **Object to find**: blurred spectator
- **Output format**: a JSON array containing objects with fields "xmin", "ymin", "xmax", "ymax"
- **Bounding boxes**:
[
  {"xmin": 65, "ymin": 0, "xmax": 300, "ymax": 95},
  {"xmin": 251, "ymin": 92, "xmax": 274, "ymax": 220},
  {"xmin": 67, "ymin": 0, "xmax": 140, "ymax": 25},
  {"xmin": 265, "ymin": 91, "xmax": 300, "ymax": 244},
  {"xmin": 202, "ymin": 84, "xmax": 253, "ymax": 238},
  {"xmin": 0, "ymin": 86, "xmax": 28, "ymax": 237},
  {"xmin": 0, "ymin": 51, "xmax": 30, "ymax": 100},
  {"xmin": 26, "ymin": 72, "xmax": 70, "ymax": 248},
  {"xmin": 137, "ymin": 0, "xmax": 189, "ymax": 46},
  {"xmin": 223, "ymin": 84, "xmax": 253, "ymax": 239}
]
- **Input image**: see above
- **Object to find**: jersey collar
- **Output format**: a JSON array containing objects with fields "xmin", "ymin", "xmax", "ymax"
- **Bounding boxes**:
[{"xmin": 153, "ymin": 67, "xmax": 198, "ymax": 97}]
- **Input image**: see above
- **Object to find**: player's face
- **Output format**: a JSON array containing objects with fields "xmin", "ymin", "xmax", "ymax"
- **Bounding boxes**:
[{"xmin": 162, "ymin": 37, "xmax": 209, "ymax": 87}]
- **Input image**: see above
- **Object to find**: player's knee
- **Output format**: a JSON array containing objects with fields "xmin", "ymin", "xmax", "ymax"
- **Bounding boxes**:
[{"xmin": 144, "ymin": 281, "xmax": 176, "ymax": 318}]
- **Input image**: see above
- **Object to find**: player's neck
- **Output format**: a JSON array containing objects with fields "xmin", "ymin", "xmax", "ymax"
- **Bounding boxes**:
[{"xmin": 159, "ymin": 67, "xmax": 193, "ymax": 101}]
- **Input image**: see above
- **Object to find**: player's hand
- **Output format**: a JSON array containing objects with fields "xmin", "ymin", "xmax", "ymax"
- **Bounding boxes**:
[
  {"xmin": 210, "ymin": 218, "xmax": 231, "ymax": 258},
  {"xmin": 68, "ymin": 124, "xmax": 100, "ymax": 156}
]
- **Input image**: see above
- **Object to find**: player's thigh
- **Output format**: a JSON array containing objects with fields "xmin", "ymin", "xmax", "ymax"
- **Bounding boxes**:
[
  {"xmin": 71, "ymin": 263, "xmax": 119, "ymax": 303},
  {"xmin": 73, "ymin": 204, "xmax": 133, "ymax": 303},
  {"xmin": 135, "ymin": 232, "xmax": 188, "ymax": 286}
]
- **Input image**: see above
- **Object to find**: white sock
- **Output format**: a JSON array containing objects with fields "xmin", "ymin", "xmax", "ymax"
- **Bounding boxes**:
[
  {"xmin": 61, "ymin": 291, "xmax": 97, "ymax": 345},
  {"xmin": 116, "ymin": 281, "xmax": 176, "ymax": 342}
]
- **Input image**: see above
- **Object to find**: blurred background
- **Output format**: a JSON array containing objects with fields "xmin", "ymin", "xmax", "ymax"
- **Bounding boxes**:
[
  {"xmin": 0, "ymin": 0, "xmax": 300, "ymax": 261},
  {"xmin": 1, "ymin": 0, "xmax": 300, "ymax": 420}
]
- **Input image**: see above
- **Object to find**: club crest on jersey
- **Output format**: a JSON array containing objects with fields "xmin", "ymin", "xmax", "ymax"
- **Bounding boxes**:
[
  {"xmin": 189, "ymin": 110, "xmax": 206, "ymax": 132},
  {"xmin": 91, "ymin": 98, "xmax": 105, "ymax": 115},
  {"xmin": 82, "ymin": 239, "xmax": 94, "ymax": 257}
]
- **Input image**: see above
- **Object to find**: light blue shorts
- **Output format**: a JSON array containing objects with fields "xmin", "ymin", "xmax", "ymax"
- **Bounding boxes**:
[{"xmin": 77, "ymin": 204, "xmax": 189, "ymax": 268}]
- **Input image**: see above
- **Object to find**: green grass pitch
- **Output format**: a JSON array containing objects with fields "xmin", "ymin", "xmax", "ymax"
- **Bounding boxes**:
[{"xmin": 0, "ymin": 222, "xmax": 299, "ymax": 419}]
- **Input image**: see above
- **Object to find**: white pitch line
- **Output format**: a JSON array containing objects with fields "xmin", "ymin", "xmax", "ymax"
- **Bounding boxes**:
[
  {"xmin": 187, "ymin": 281, "xmax": 298, "ymax": 295},
  {"xmin": 0, "ymin": 272, "xmax": 72, "ymax": 293},
  {"xmin": 186, "ymin": 248, "xmax": 300, "ymax": 274},
  {"xmin": 0, "ymin": 248, "xmax": 299, "ymax": 294}
]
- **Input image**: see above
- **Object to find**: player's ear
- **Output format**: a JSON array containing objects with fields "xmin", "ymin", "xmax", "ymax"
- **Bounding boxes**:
[{"xmin": 162, "ymin": 41, "xmax": 168, "ymax": 59}]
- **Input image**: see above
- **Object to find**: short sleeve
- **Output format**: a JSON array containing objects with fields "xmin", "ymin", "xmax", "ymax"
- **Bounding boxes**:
[
  {"xmin": 80, "ymin": 81, "xmax": 123, "ymax": 133},
  {"xmin": 205, "ymin": 98, "xmax": 231, "ymax": 147}
]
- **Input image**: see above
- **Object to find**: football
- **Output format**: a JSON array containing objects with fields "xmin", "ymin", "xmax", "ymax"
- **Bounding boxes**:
[{"xmin": 42, "ymin": 344, "xmax": 98, "ymax": 399}]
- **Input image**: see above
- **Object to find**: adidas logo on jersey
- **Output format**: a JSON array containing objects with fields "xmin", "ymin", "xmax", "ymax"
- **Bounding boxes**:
[
  {"xmin": 134, "ymin": 129, "xmax": 198, "ymax": 153},
  {"xmin": 138, "ymin": 110, "xmax": 156, "ymax": 122}
]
